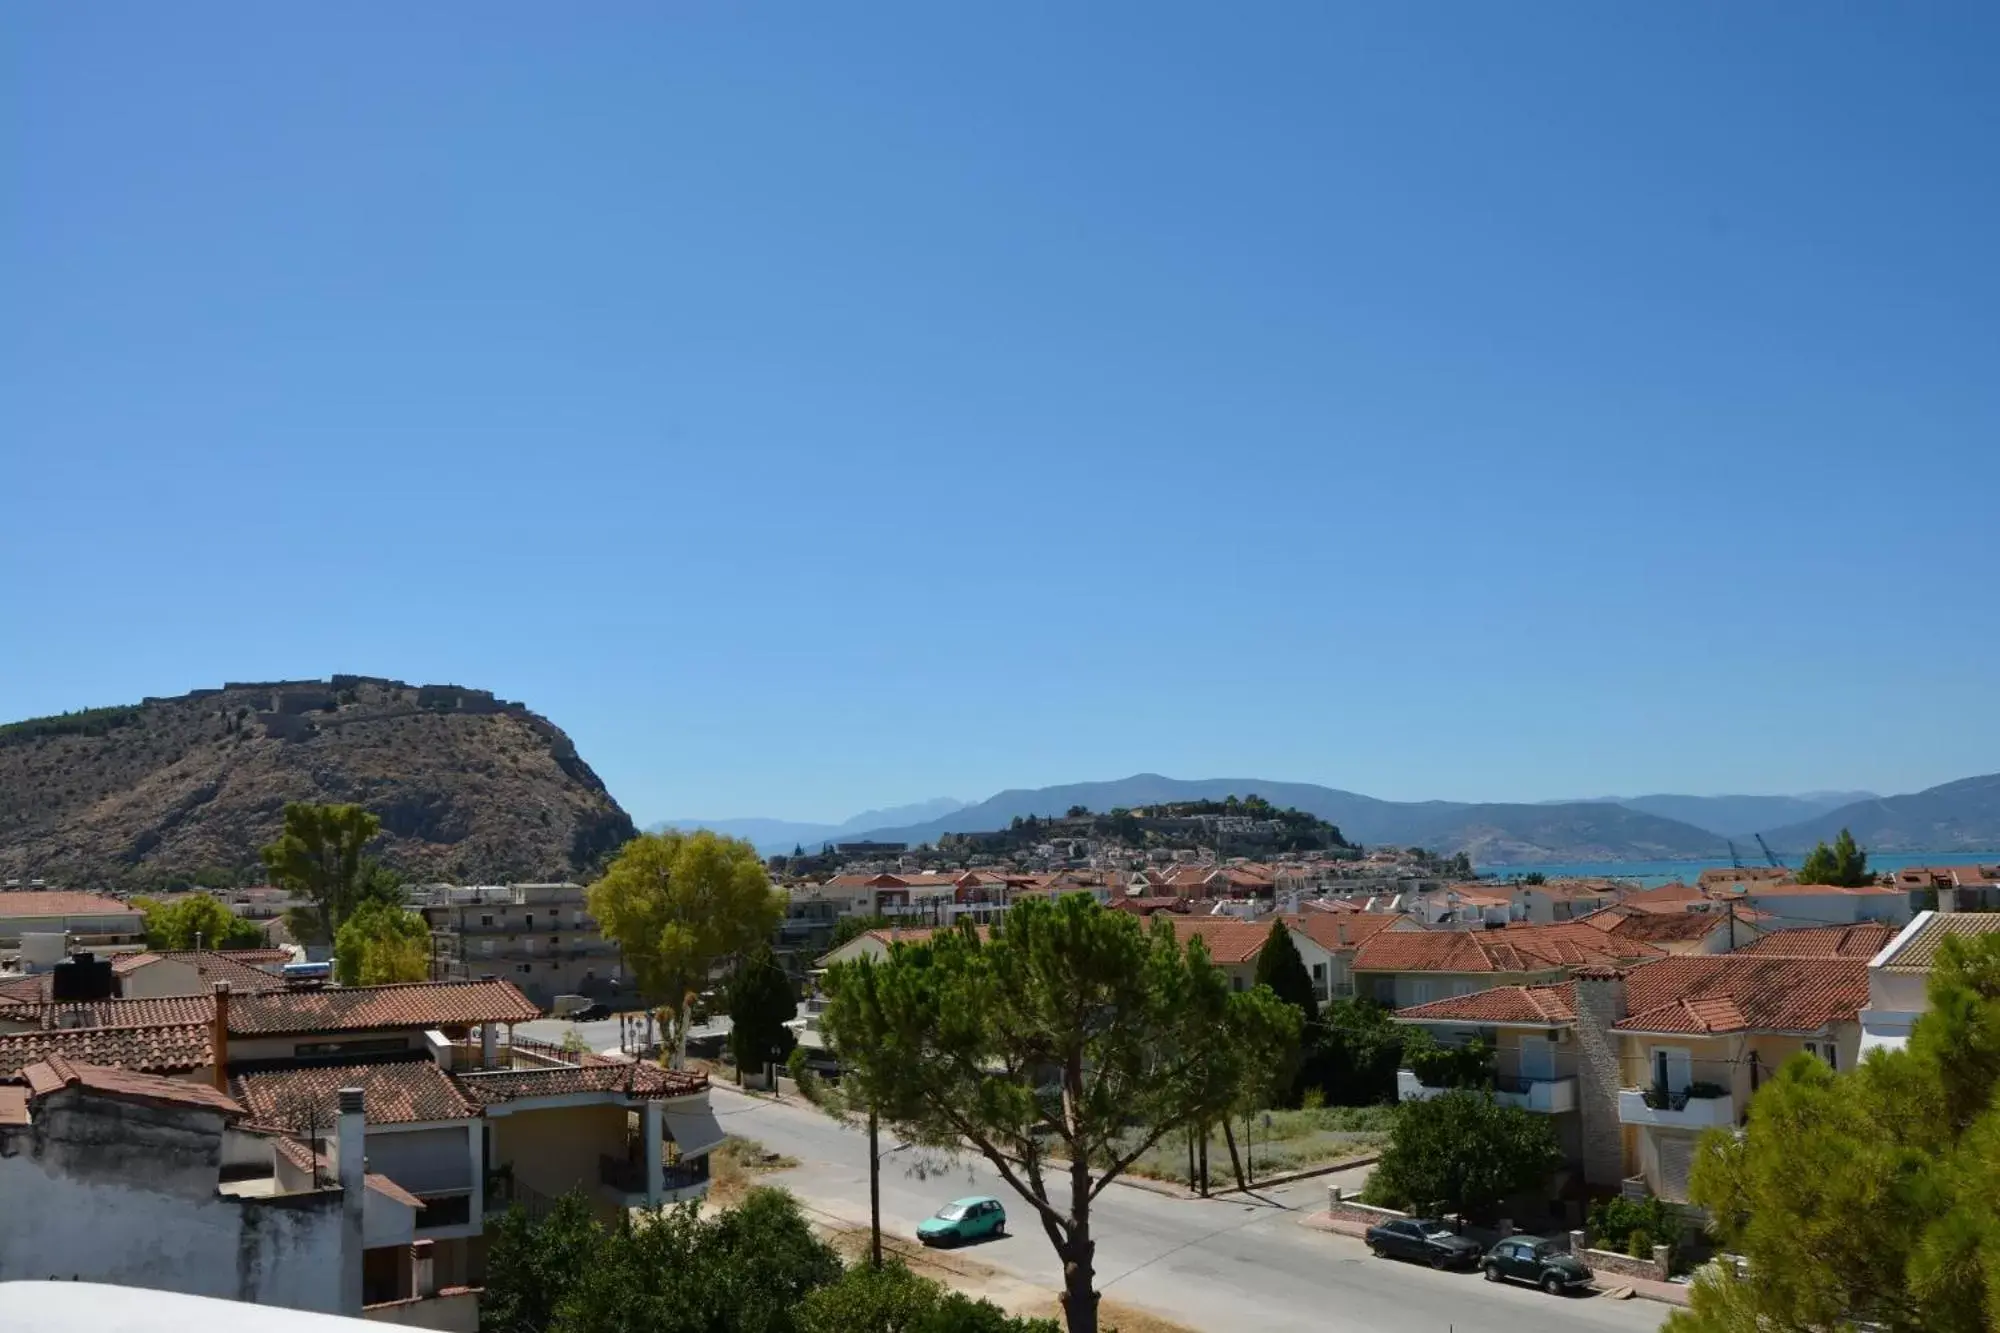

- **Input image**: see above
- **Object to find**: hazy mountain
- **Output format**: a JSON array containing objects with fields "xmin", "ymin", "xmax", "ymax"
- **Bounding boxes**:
[
  {"xmin": 1762, "ymin": 773, "xmax": 2000, "ymax": 854},
  {"xmin": 1559, "ymin": 792, "xmax": 1878, "ymax": 838},
  {"xmin": 839, "ymin": 774, "xmax": 1729, "ymax": 864},
  {"xmin": 652, "ymin": 797, "xmax": 967, "ymax": 853}
]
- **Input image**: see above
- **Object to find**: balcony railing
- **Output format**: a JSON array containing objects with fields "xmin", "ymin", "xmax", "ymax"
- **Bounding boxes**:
[
  {"xmin": 1618, "ymin": 1082, "xmax": 1736, "ymax": 1129},
  {"xmin": 598, "ymin": 1153, "xmax": 712, "ymax": 1197},
  {"xmin": 1398, "ymin": 1069, "xmax": 1578, "ymax": 1113}
]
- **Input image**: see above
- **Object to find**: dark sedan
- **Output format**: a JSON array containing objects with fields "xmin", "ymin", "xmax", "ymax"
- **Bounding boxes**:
[
  {"xmin": 1364, "ymin": 1218, "xmax": 1483, "ymax": 1270},
  {"xmin": 1482, "ymin": 1237, "xmax": 1595, "ymax": 1294}
]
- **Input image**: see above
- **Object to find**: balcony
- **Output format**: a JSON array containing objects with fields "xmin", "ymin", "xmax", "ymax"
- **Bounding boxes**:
[
  {"xmin": 1397, "ymin": 1069, "xmax": 1577, "ymax": 1113},
  {"xmin": 1492, "ymin": 1074, "xmax": 1578, "ymax": 1114},
  {"xmin": 598, "ymin": 1152, "xmax": 711, "ymax": 1205},
  {"xmin": 1618, "ymin": 1082, "xmax": 1736, "ymax": 1129}
]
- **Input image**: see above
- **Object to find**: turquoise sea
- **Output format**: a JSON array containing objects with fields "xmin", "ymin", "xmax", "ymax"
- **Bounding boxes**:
[{"xmin": 1478, "ymin": 850, "xmax": 2000, "ymax": 888}]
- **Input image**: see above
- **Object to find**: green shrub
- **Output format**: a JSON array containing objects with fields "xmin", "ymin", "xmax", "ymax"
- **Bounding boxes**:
[
  {"xmin": 1589, "ymin": 1193, "xmax": 1678, "ymax": 1254},
  {"xmin": 1628, "ymin": 1229, "xmax": 1654, "ymax": 1259},
  {"xmin": 1402, "ymin": 1029, "xmax": 1495, "ymax": 1089}
]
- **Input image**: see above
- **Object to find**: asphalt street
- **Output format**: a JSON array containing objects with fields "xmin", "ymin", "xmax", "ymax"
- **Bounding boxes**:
[{"xmin": 708, "ymin": 1086, "xmax": 1671, "ymax": 1333}]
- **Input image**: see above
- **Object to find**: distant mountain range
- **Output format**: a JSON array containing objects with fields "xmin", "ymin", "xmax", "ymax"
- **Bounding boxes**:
[
  {"xmin": 671, "ymin": 774, "xmax": 2000, "ymax": 865},
  {"xmin": 650, "ymin": 797, "xmax": 968, "ymax": 853}
]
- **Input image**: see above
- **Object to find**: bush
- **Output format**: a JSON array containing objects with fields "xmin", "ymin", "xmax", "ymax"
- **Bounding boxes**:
[
  {"xmin": 1367, "ymin": 1088, "xmax": 1562, "ymax": 1222},
  {"xmin": 1589, "ymin": 1193, "xmax": 1679, "ymax": 1256},
  {"xmin": 1401, "ymin": 1029, "xmax": 1494, "ymax": 1089},
  {"xmin": 1628, "ymin": 1229, "xmax": 1654, "ymax": 1260}
]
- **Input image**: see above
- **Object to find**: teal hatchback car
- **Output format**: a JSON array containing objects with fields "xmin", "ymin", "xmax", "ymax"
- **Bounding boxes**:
[{"xmin": 917, "ymin": 1196, "xmax": 1007, "ymax": 1246}]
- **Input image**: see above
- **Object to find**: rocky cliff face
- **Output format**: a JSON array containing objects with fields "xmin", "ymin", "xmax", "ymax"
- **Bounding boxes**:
[{"xmin": 0, "ymin": 676, "xmax": 636, "ymax": 887}]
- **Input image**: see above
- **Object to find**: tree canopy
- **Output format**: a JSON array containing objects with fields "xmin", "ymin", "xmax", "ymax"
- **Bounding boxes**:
[
  {"xmin": 1364, "ymin": 1088, "xmax": 1562, "ymax": 1221},
  {"xmin": 261, "ymin": 801, "xmax": 397, "ymax": 944},
  {"xmin": 333, "ymin": 898, "xmax": 431, "ymax": 985},
  {"xmin": 588, "ymin": 830, "xmax": 784, "ymax": 1065},
  {"xmin": 1795, "ymin": 827, "xmax": 1872, "ymax": 888},
  {"xmin": 132, "ymin": 892, "xmax": 266, "ymax": 951},
  {"xmin": 1670, "ymin": 930, "xmax": 2000, "ymax": 1332},
  {"xmin": 729, "ymin": 943, "xmax": 799, "ymax": 1080},
  {"xmin": 819, "ymin": 893, "xmax": 1298, "ymax": 1333}
]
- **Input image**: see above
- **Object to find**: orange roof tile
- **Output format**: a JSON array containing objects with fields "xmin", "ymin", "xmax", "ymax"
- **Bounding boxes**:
[
  {"xmin": 227, "ymin": 979, "xmax": 539, "ymax": 1036},
  {"xmin": 1735, "ymin": 923, "xmax": 1896, "ymax": 960},
  {"xmin": 1396, "ymin": 982, "xmax": 1579, "ymax": 1026},
  {"xmin": 0, "ymin": 892, "xmax": 139, "ymax": 918},
  {"xmin": 1354, "ymin": 922, "xmax": 1660, "ymax": 974},
  {"xmin": 1615, "ymin": 956, "xmax": 1867, "ymax": 1034},
  {"xmin": 368, "ymin": 1173, "xmax": 427, "ymax": 1210},
  {"xmin": 23, "ymin": 1054, "xmax": 243, "ymax": 1117},
  {"xmin": 453, "ymin": 1061, "xmax": 707, "ymax": 1104},
  {"xmin": 1579, "ymin": 908, "xmax": 1732, "ymax": 944},
  {"xmin": 231, "ymin": 1059, "xmax": 477, "ymax": 1126},
  {"xmin": 0, "ymin": 1022, "xmax": 213, "ymax": 1079},
  {"xmin": 25, "ymin": 995, "xmax": 218, "ymax": 1028},
  {"xmin": 1284, "ymin": 912, "xmax": 1401, "ymax": 953},
  {"xmin": 1166, "ymin": 918, "xmax": 1274, "ymax": 965}
]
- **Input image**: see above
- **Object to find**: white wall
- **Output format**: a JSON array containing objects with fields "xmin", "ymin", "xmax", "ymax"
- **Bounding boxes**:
[{"xmin": 0, "ymin": 1151, "xmax": 344, "ymax": 1311}]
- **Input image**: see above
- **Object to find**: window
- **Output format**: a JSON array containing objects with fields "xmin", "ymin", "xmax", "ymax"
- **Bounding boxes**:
[
  {"xmin": 1805, "ymin": 1041, "xmax": 1839, "ymax": 1071},
  {"xmin": 516, "ymin": 963, "xmax": 532, "ymax": 974},
  {"xmin": 1231, "ymin": 976, "xmax": 1245, "ymax": 992},
  {"xmin": 479, "ymin": 941, "xmax": 494, "ymax": 957}
]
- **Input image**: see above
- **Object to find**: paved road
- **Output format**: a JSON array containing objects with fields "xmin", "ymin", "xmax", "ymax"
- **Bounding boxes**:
[{"xmin": 709, "ymin": 1087, "xmax": 1670, "ymax": 1333}]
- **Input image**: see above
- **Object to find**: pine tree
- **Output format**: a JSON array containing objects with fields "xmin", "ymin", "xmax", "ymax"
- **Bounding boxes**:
[{"xmin": 1253, "ymin": 919, "xmax": 1318, "ymax": 1025}]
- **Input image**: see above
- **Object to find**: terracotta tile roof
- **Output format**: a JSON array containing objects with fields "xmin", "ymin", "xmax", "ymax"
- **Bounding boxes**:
[
  {"xmin": 0, "ymin": 1022, "xmax": 213, "ymax": 1079},
  {"xmin": 1579, "ymin": 908, "xmax": 1730, "ymax": 944},
  {"xmin": 0, "ymin": 1085, "xmax": 28, "ymax": 1126},
  {"xmin": 271, "ymin": 1135, "xmax": 320, "ymax": 1173},
  {"xmin": 1166, "ymin": 918, "xmax": 1275, "ymax": 965},
  {"xmin": 1616, "ymin": 882, "xmax": 1708, "ymax": 913},
  {"xmin": 232, "ymin": 1058, "xmax": 476, "ymax": 1126},
  {"xmin": 1284, "ymin": 912, "xmax": 1402, "ymax": 953},
  {"xmin": 1109, "ymin": 896, "xmax": 1192, "ymax": 916},
  {"xmin": 1396, "ymin": 982, "xmax": 1578, "ymax": 1026},
  {"xmin": 18, "ymin": 995, "xmax": 218, "ymax": 1029},
  {"xmin": 368, "ymin": 1173, "xmax": 426, "ymax": 1210},
  {"xmin": 453, "ymin": 1060, "xmax": 708, "ymax": 1104},
  {"xmin": 1696, "ymin": 867, "xmax": 1792, "ymax": 888},
  {"xmin": 227, "ymin": 979, "xmax": 540, "ymax": 1035},
  {"xmin": 1743, "ymin": 880, "xmax": 1904, "ymax": 898},
  {"xmin": 0, "ymin": 892, "xmax": 139, "ymax": 918},
  {"xmin": 1300, "ymin": 897, "xmax": 1365, "ymax": 914},
  {"xmin": 1735, "ymin": 923, "xmax": 1896, "ymax": 960},
  {"xmin": 1354, "ymin": 922, "xmax": 1660, "ymax": 974},
  {"xmin": 1877, "ymin": 913, "xmax": 2000, "ymax": 972},
  {"xmin": 23, "ymin": 1054, "xmax": 244, "ymax": 1117},
  {"xmin": 156, "ymin": 950, "xmax": 293, "ymax": 990},
  {"xmin": 1615, "ymin": 956, "xmax": 1868, "ymax": 1034}
]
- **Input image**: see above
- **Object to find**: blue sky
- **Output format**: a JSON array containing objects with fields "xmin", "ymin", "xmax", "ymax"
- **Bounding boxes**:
[{"xmin": 6, "ymin": 4, "xmax": 1997, "ymax": 825}]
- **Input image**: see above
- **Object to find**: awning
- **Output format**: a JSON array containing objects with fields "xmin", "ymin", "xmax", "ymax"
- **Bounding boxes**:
[{"xmin": 664, "ymin": 1104, "xmax": 726, "ymax": 1159}]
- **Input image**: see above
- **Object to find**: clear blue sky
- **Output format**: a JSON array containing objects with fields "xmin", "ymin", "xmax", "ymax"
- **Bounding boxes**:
[{"xmin": 6, "ymin": 4, "xmax": 1997, "ymax": 825}]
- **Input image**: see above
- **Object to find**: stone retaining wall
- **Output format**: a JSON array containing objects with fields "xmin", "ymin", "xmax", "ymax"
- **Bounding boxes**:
[{"xmin": 1569, "ymin": 1230, "xmax": 1670, "ymax": 1282}]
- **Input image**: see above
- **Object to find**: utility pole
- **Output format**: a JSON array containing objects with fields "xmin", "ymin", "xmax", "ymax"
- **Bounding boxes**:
[{"xmin": 869, "ymin": 1105, "xmax": 883, "ymax": 1270}]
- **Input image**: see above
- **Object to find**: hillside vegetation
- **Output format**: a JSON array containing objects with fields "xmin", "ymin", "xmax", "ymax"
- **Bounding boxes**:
[{"xmin": 0, "ymin": 676, "xmax": 635, "ymax": 888}]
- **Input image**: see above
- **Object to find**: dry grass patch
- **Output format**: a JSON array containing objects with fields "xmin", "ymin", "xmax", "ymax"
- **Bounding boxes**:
[
  {"xmin": 1020, "ymin": 1298, "xmax": 1200, "ymax": 1333},
  {"xmin": 705, "ymin": 1135, "xmax": 799, "ymax": 1209}
]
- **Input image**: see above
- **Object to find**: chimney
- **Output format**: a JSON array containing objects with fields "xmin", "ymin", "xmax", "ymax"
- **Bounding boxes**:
[
  {"xmin": 337, "ymin": 1087, "xmax": 367, "ymax": 1316},
  {"xmin": 1570, "ymin": 965, "xmax": 1629, "ymax": 1190},
  {"xmin": 410, "ymin": 1238, "xmax": 436, "ymax": 1299},
  {"xmin": 1936, "ymin": 875, "xmax": 1958, "ymax": 916},
  {"xmin": 211, "ymin": 981, "xmax": 231, "ymax": 1090}
]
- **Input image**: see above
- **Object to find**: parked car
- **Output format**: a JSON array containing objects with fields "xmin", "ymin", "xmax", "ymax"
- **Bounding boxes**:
[
  {"xmin": 1481, "ymin": 1237, "xmax": 1594, "ymax": 1294},
  {"xmin": 1364, "ymin": 1218, "xmax": 1483, "ymax": 1269},
  {"xmin": 917, "ymin": 1196, "xmax": 1007, "ymax": 1246}
]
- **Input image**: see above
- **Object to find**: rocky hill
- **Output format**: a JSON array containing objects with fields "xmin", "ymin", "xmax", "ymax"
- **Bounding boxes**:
[{"xmin": 0, "ymin": 677, "xmax": 636, "ymax": 888}]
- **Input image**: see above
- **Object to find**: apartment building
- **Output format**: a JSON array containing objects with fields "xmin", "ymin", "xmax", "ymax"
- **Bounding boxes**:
[
  {"xmin": 421, "ymin": 883, "xmax": 624, "ymax": 1006},
  {"xmin": 1858, "ymin": 909, "xmax": 2000, "ymax": 1056}
]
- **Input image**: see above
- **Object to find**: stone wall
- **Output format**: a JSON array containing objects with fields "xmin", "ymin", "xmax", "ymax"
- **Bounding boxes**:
[
  {"xmin": 1572, "ymin": 1234, "xmax": 1670, "ymax": 1283},
  {"xmin": 1324, "ymin": 1186, "xmax": 1409, "ymax": 1228},
  {"xmin": 1571, "ymin": 967, "xmax": 1629, "ymax": 1187}
]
